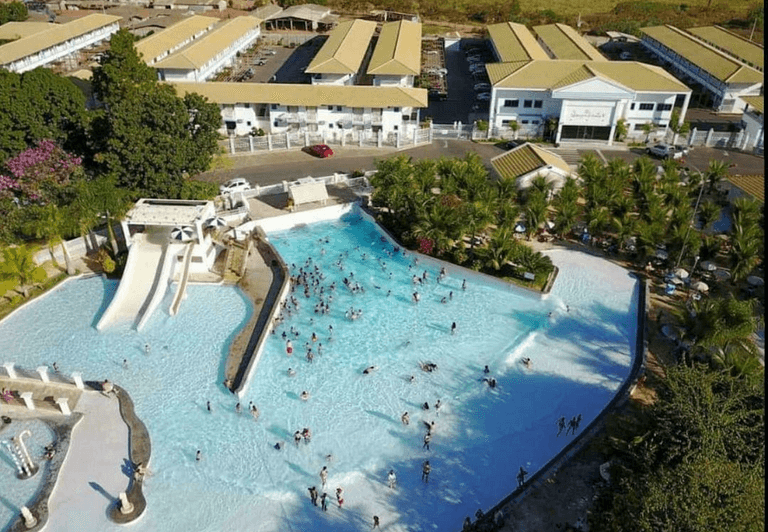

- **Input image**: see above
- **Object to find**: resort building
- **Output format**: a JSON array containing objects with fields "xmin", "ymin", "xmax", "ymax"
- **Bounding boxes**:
[
  {"xmin": 487, "ymin": 22, "xmax": 550, "ymax": 63},
  {"xmin": 171, "ymin": 81, "xmax": 427, "ymax": 139},
  {"xmin": 490, "ymin": 142, "xmax": 572, "ymax": 194},
  {"xmin": 150, "ymin": 0, "xmax": 226, "ymax": 10},
  {"xmin": 0, "ymin": 21, "xmax": 54, "ymax": 41},
  {"xmin": 153, "ymin": 16, "xmax": 261, "ymax": 82},
  {"xmin": 305, "ymin": 19, "xmax": 377, "ymax": 86},
  {"xmin": 640, "ymin": 25, "xmax": 763, "ymax": 113},
  {"xmin": 532, "ymin": 23, "xmax": 606, "ymax": 61},
  {"xmin": 687, "ymin": 25, "xmax": 763, "ymax": 72},
  {"xmin": 134, "ymin": 15, "xmax": 218, "ymax": 66},
  {"xmin": 366, "ymin": 20, "xmax": 421, "ymax": 87},
  {"xmin": 264, "ymin": 4, "xmax": 338, "ymax": 31},
  {"xmin": 486, "ymin": 59, "xmax": 692, "ymax": 144},
  {"xmin": 740, "ymin": 95, "xmax": 763, "ymax": 153},
  {"xmin": 0, "ymin": 14, "xmax": 121, "ymax": 73}
]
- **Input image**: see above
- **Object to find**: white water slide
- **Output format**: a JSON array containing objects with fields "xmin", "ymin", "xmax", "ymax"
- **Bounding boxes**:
[{"xmin": 97, "ymin": 232, "xmax": 179, "ymax": 331}]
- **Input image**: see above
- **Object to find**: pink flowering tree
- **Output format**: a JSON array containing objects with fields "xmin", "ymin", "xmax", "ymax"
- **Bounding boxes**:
[{"xmin": 2, "ymin": 140, "xmax": 83, "ymax": 204}]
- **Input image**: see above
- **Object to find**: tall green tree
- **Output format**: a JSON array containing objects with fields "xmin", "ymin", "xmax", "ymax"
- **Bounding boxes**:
[
  {"xmin": 0, "ymin": 2, "xmax": 27, "ymax": 25},
  {"xmin": 90, "ymin": 30, "xmax": 221, "ymax": 198},
  {"xmin": 24, "ymin": 204, "xmax": 75, "ymax": 275}
]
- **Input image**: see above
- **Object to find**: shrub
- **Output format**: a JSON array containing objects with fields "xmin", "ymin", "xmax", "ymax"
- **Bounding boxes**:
[{"xmin": 180, "ymin": 180, "xmax": 219, "ymax": 200}]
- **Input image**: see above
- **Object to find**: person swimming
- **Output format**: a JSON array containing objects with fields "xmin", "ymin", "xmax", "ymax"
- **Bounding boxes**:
[
  {"xmin": 288, "ymin": 368, "xmax": 296, "ymax": 377},
  {"xmin": 363, "ymin": 365, "xmax": 377, "ymax": 375},
  {"xmin": 300, "ymin": 390, "xmax": 310, "ymax": 401}
]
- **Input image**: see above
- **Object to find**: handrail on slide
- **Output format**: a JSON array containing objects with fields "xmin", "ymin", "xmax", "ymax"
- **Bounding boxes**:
[
  {"xmin": 96, "ymin": 233, "xmax": 148, "ymax": 331},
  {"xmin": 170, "ymin": 242, "xmax": 194, "ymax": 317},
  {"xmin": 135, "ymin": 243, "xmax": 176, "ymax": 331}
]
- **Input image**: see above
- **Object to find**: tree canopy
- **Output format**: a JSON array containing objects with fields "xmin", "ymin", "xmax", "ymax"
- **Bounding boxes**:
[
  {"xmin": 90, "ymin": 30, "xmax": 221, "ymax": 198},
  {"xmin": 0, "ymin": 2, "xmax": 27, "ymax": 25}
]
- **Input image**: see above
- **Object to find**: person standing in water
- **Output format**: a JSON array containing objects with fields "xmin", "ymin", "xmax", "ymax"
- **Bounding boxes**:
[
  {"xmin": 451, "ymin": 322, "xmax": 457, "ymax": 335},
  {"xmin": 422, "ymin": 460, "xmax": 431, "ymax": 482},
  {"xmin": 373, "ymin": 515, "xmax": 380, "ymax": 529},
  {"xmin": 320, "ymin": 466, "xmax": 328, "ymax": 487},
  {"xmin": 308, "ymin": 486, "xmax": 318, "ymax": 506},
  {"xmin": 387, "ymin": 469, "xmax": 396, "ymax": 489},
  {"xmin": 320, "ymin": 492, "xmax": 328, "ymax": 512},
  {"xmin": 401, "ymin": 412, "xmax": 410, "ymax": 425}
]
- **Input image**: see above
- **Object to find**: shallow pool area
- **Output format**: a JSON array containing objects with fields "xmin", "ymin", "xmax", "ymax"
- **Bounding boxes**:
[{"xmin": 0, "ymin": 212, "xmax": 639, "ymax": 532}]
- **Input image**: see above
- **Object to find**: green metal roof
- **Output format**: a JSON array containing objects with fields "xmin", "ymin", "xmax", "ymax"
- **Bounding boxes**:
[
  {"xmin": 491, "ymin": 143, "xmax": 571, "ymax": 181},
  {"xmin": 641, "ymin": 25, "xmax": 763, "ymax": 84},
  {"xmin": 687, "ymin": 26, "xmax": 763, "ymax": 71},
  {"xmin": 487, "ymin": 22, "xmax": 549, "ymax": 62},
  {"xmin": 742, "ymin": 95, "xmax": 763, "ymax": 114},
  {"xmin": 533, "ymin": 23, "xmax": 605, "ymax": 61}
]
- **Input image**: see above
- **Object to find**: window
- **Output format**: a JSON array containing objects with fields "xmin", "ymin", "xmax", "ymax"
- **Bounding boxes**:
[
  {"xmin": 630, "ymin": 103, "xmax": 635, "ymax": 110},
  {"xmin": 533, "ymin": 100, "xmax": 543, "ymax": 109},
  {"xmin": 336, "ymin": 106, "xmax": 342, "ymax": 112},
  {"xmin": 532, "ymin": 120, "xmax": 540, "ymax": 124},
  {"xmin": 522, "ymin": 120, "xmax": 529, "ymax": 124},
  {"xmin": 402, "ymin": 114, "xmax": 410, "ymax": 121},
  {"xmin": 524, "ymin": 100, "xmax": 533, "ymax": 108},
  {"xmin": 501, "ymin": 119, "xmax": 511, "ymax": 126},
  {"xmin": 504, "ymin": 99, "xmax": 519, "ymax": 108},
  {"xmin": 329, "ymin": 123, "xmax": 334, "ymax": 129},
  {"xmin": 271, "ymin": 104, "xmax": 278, "ymax": 110},
  {"xmin": 657, "ymin": 103, "xmax": 673, "ymax": 111},
  {"xmin": 394, "ymin": 107, "xmax": 400, "ymax": 112},
  {"xmin": 639, "ymin": 103, "xmax": 655, "ymax": 111},
  {"xmin": 247, "ymin": 121, "xmax": 251, "ymax": 126},
  {"xmin": 394, "ymin": 125, "xmax": 399, "ymax": 130}
]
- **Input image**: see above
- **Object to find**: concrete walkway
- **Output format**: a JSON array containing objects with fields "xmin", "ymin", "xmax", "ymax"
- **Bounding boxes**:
[{"xmin": 43, "ymin": 391, "xmax": 130, "ymax": 532}]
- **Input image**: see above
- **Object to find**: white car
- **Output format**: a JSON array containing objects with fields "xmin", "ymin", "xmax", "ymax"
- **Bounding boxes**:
[
  {"xmin": 476, "ymin": 92, "xmax": 491, "ymax": 101},
  {"xmin": 645, "ymin": 143, "xmax": 689, "ymax": 160},
  {"xmin": 219, "ymin": 178, "xmax": 252, "ymax": 194},
  {"xmin": 474, "ymin": 83, "xmax": 491, "ymax": 92}
]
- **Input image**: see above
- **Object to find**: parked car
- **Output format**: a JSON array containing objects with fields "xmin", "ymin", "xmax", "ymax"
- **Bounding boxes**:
[
  {"xmin": 645, "ymin": 143, "xmax": 689, "ymax": 160},
  {"xmin": 505, "ymin": 139, "xmax": 523, "ymax": 149},
  {"xmin": 262, "ymin": 49, "xmax": 277, "ymax": 55},
  {"xmin": 476, "ymin": 92, "xmax": 491, "ymax": 101},
  {"xmin": 219, "ymin": 178, "xmax": 252, "ymax": 194},
  {"xmin": 474, "ymin": 83, "xmax": 491, "ymax": 92},
  {"xmin": 254, "ymin": 58, "xmax": 266, "ymax": 66},
  {"xmin": 308, "ymin": 144, "xmax": 334, "ymax": 158}
]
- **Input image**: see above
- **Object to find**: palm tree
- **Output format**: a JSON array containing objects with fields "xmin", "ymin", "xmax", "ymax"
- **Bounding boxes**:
[
  {"xmin": 523, "ymin": 189, "xmax": 549, "ymax": 238},
  {"xmin": 462, "ymin": 200, "xmax": 494, "ymax": 257},
  {"xmin": 481, "ymin": 225, "xmax": 516, "ymax": 271},
  {"xmin": 88, "ymin": 176, "xmax": 133, "ymax": 256},
  {"xmin": 704, "ymin": 159, "xmax": 730, "ymax": 194},
  {"xmin": 697, "ymin": 200, "xmax": 722, "ymax": 231},
  {"xmin": 611, "ymin": 213, "xmax": 636, "ymax": 252},
  {"xmin": 0, "ymin": 245, "xmax": 48, "ymax": 298},
  {"xmin": 729, "ymin": 233, "xmax": 761, "ymax": 282},
  {"xmin": 27, "ymin": 204, "xmax": 76, "ymax": 275}
]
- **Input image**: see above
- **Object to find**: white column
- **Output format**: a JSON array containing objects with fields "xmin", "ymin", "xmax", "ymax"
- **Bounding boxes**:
[
  {"xmin": 3, "ymin": 362, "xmax": 17, "ymax": 379},
  {"xmin": 359, "ymin": 131, "xmax": 363, "ymax": 147},
  {"xmin": 705, "ymin": 128, "xmax": 713, "ymax": 147},
  {"xmin": 229, "ymin": 136, "xmax": 235, "ymax": 154},
  {"xmin": 71, "ymin": 372, "xmax": 84, "ymax": 390},
  {"xmin": 396, "ymin": 131, "xmax": 401, "ymax": 148},
  {"xmin": 20, "ymin": 391, "xmax": 35, "ymax": 410},
  {"xmin": 304, "ymin": 131, "xmax": 309, "ymax": 146},
  {"xmin": 267, "ymin": 134, "xmax": 273, "ymax": 151},
  {"xmin": 248, "ymin": 136, "xmax": 254, "ymax": 151},
  {"xmin": 55, "ymin": 397, "xmax": 71, "ymax": 416},
  {"xmin": 36, "ymin": 366, "xmax": 50, "ymax": 383},
  {"xmin": 285, "ymin": 132, "xmax": 290, "ymax": 149},
  {"xmin": 341, "ymin": 132, "xmax": 346, "ymax": 146},
  {"xmin": 740, "ymin": 132, "xmax": 750, "ymax": 151},
  {"xmin": 678, "ymin": 92, "xmax": 691, "ymax": 125}
]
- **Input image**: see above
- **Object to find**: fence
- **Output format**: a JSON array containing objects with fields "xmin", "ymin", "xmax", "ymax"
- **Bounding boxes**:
[
  {"xmin": 223, "ymin": 127, "xmax": 432, "ymax": 155},
  {"xmin": 663, "ymin": 127, "xmax": 759, "ymax": 152},
  {"xmin": 240, "ymin": 172, "xmax": 375, "ymax": 199},
  {"xmin": 259, "ymin": 32, "xmax": 316, "ymax": 48}
]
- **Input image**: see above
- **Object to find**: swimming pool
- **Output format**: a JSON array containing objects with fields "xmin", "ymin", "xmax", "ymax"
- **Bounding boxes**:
[{"xmin": 0, "ymin": 211, "xmax": 639, "ymax": 531}]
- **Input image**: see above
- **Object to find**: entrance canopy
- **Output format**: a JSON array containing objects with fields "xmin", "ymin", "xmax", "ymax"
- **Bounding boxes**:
[
  {"xmin": 288, "ymin": 177, "xmax": 329, "ymax": 208},
  {"xmin": 126, "ymin": 198, "xmax": 215, "ymax": 227}
]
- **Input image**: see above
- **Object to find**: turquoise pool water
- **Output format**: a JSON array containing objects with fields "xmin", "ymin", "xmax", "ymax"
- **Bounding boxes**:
[{"xmin": 0, "ymin": 211, "xmax": 639, "ymax": 531}]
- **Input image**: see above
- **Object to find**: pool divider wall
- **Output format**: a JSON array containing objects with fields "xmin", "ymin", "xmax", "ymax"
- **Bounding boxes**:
[
  {"xmin": 470, "ymin": 274, "xmax": 649, "ymax": 530},
  {"xmin": 231, "ymin": 228, "xmax": 291, "ymax": 398}
]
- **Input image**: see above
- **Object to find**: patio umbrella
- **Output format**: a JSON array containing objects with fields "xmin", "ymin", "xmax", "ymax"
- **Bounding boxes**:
[
  {"xmin": 692, "ymin": 281, "xmax": 709, "ymax": 292},
  {"xmin": 674, "ymin": 268, "xmax": 689, "ymax": 279},
  {"xmin": 714, "ymin": 269, "xmax": 731, "ymax": 281},
  {"xmin": 669, "ymin": 276, "xmax": 684, "ymax": 285},
  {"xmin": 700, "ymin": 261, "xmax": 717, "ymax": 272},
  {"xmin": 747, "ymin": 276, "xmax": 764, "ymax": 287},
  {"xmin": 171, "ymin": 226, "xmax": 195, "ymax": 242},
  {"xmin": 514, "ymin": 223, "xmax": 526, "ymax": 233},
  {"xmin": 661, "ymin": 324, "xmax": 681, "ymax": 341},
  {"xmin": 655, "ymin": 249, "xmax": 669, "ymax": 260},
  {"xmin": 205, "ymin": 217, "xmax": 228, "ymax": 229}
]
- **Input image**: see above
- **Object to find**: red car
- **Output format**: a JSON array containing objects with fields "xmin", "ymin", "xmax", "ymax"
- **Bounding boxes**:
[{"xmin": 309, "ymin": 144, "xmax": 334, "ymax": 158}]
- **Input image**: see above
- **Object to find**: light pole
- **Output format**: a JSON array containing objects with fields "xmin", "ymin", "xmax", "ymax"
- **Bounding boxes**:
[{"xmin": 674, "ymin": 171, "xmax": 706, "ymax": 271}]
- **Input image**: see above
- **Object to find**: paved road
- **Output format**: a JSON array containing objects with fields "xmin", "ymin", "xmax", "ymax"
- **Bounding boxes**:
[{"xmin": 199, "ymin": 141, "xmax": 763, "ymax": 187}]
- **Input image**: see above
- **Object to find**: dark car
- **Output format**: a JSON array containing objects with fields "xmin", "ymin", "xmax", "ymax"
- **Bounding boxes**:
[
  {"xmin": 505, "ymin": 139, "xmax": 524, "ymax": 150},
  {"xmin": 309, "ymin": 144, "xmax": 334, "ymax": 158}
]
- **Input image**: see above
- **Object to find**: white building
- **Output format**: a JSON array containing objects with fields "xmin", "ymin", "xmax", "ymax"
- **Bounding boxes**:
[
  {"xmin": 305, "ymin": 19, "xmax": 377, "ymax": 86},
  {"xmin": 0, "ymin": 14, "xmax": 121, "ymax": 73},
  {"xmin": 134, "ymin": 15, "xmax": 218, "ymax": 66},
  {"xmin": 366, "ymin": 20, "xmax": 421, "ymax": 87},
  {"xmin": 740, "ymin": 96, "xmax": 763, "ymax": 153},
  {"xmin": 485, "ymin": 23, "xmax": 692, "ymax": 145},
  {"xmin": 640, "ymin": 25, "xmax": 762, "ymax": 114},
  {"xmin": 154, "ymin": 16, "xmax": 261, "ymax": 82},
  {"xmin": 171, "ymin": 81, "xmax": 427, "ymax": 139}
]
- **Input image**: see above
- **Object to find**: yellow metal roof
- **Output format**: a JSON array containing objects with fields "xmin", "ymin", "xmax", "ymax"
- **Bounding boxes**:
[
  {"xmin": 306, "ymin": 19, "xmax": 377, "ymax": 75},
  {"xmin": 0, "ymin": 21, "xmax": 54, "ymax": 40},
  {"xmin": 727, "ymin": 175, "xmax": 764, "ymax": 202},
  {"xmin": 487, "ymin": 22, "xmax": 549, "ymax": 62},
  {"xmin": 366, "ymin": 20, "xmax": 421, "ymax": 76},
  {"xmin": 491, "ymin": 143, "xmax": 571, "ymax": 180},
  {"xmin": 154, "ymin": 16, "xmax": 260, "ymax": 70},
  {"xmin": 742, "ymin": 95, "xmax": 763, "ymax": 114},
  {"xmin": 170, "ymin": 81, "xmax": 428, "ymax": 108},
  {"xmin": 687, "ymin": 26, "xmax": 763, "ymax": 70},
  {"xmin": 641, "ymin": 25, "xmax": 763, "ymax": 84},
  {"xmin": 0, "ymin": 14, "xmax": 121, "ymax": 66},
  {"xmin": 135, "ymin": 15, "xmax": 218, "ymax": 64},
  {"xmin": 533, "ymin": 23, "xmax": 606, "ymax": 61},
  {"xmin": 490, "ymin": 60, "xmax": 690, "ymax": 92}
]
